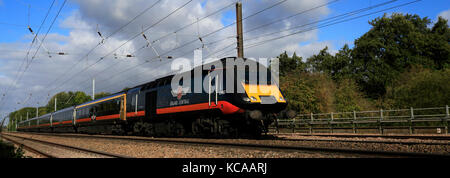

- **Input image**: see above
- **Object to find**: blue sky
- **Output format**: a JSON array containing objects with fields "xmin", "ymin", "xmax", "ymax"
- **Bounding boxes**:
[
  {"xmin": 317, "ymin": 0, "xmax": 450, "ymax": 49},
  {"xmin": 0, "ymin": 0, "xmax": 449, "ymax": 47},
  {"xmin": 0, "ymin": 0, "xmax": 78, "ymax": 43}
]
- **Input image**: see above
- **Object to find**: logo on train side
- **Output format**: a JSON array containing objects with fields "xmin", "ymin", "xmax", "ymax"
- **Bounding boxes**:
[{"xmin": 177, "ymin": 86, "xmax": 185, "ymax": 100}]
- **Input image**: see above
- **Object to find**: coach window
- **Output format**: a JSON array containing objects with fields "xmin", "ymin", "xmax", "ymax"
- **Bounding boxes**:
[{"xmin": 83, "ymin": 108, "xmax": 87, "ymax": 118}]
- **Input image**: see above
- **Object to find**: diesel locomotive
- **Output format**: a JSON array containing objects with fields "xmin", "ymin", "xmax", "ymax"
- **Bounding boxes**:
[{"xmin": 17, "ymin": 57, "xmax": 288, "ymax": 138}]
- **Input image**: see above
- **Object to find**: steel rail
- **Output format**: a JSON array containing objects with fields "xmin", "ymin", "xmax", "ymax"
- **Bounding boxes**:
[
  {"xmin": 1, "ymin": 134, "xmax": 54, "ymax": 158},
  {"xmin": 1, "ymin": 133, "xmax": 131, "ymax": 158},
  {"xmin": 275, "ymin": 137, "xmax": 449, "ymax": 146},
  {"xmin": 273, "ymin": 133, "xmax": 450, "ymax": 141},
  {"xmin": 11, "ymin": 132, "xmax": 450, "ymax": 158}
]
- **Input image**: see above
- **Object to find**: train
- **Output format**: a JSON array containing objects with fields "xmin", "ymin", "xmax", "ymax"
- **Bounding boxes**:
[{"xmin": 17, "ymin": 57, "xmax": 288, "ymax": 138}]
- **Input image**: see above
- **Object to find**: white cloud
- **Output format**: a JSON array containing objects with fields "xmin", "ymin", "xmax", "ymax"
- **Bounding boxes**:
[
  {"xmin": 284, "ymin": 41, "xmax": 337, "ymax": 60},
  {"xmin": 438, "ymin": 9, "xmax": 450, "ymax": 19},
  {"xmin": 438, "ymin": 9, "xmax": 450, "ymax": 24}
]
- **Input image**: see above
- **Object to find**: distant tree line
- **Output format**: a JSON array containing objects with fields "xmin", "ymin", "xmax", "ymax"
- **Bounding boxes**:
[
  {"xmin": 7, "ymin": 91, "xmax": 111, "ymax": 130},
  {"xmin": 277, "ymin": 13, "xmax": 449, "ymax": 114}
]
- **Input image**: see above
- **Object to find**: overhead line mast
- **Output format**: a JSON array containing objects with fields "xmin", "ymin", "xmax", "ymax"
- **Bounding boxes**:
[{"xmin": 236, "ymin": 2, "xmax": 244, "ymax": 58}]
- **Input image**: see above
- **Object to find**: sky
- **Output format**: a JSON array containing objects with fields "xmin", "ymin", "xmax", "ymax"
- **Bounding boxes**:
[{"xmin": 0, "ymin": 0, "xmax": 449, "ymax": 124}]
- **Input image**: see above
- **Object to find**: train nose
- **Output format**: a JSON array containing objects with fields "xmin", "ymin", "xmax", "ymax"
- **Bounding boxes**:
[{"xmin": 242, "ymin": 84, "xmax": 287, "ymax": 104}]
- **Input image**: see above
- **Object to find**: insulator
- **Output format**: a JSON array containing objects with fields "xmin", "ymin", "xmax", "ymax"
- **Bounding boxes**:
[{"xmin": 28, "ymin": 26, "xmax": 33, "ymax": 34}]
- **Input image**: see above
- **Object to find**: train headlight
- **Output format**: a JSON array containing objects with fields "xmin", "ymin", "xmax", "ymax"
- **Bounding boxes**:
[
  {"xmin": 279, "ymin": 97, "xmax": 284, "ymax": 101},
  {"xmin": 243, "ymin": 97, "xmax": 251, "ymax": 102},
  {"xmin": 250, "ymin": 96, "xmax": 257, "ymax": 101}
]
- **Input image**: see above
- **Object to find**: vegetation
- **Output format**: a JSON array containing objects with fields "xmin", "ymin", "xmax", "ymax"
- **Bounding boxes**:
[
  {"xmin": 384, "ymin": 66, "xmax": 450, "ymax": 109},
  {"xmin": 278, "ymin": 13, "xmax": 449, "ymax": 115},
  {"xmin": 0, "ymin": 139, "xmax": 26, "ymax": 158}
]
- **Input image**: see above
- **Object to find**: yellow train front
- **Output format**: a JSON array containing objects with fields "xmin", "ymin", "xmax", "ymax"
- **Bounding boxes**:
[{"xmin": 18, "ymin": 57, "xmax": 287, "ymax": 138}]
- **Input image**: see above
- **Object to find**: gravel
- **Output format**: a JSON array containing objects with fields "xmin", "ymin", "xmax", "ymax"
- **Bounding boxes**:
[
  {"xmin": 6, "ymin": 133, "xmax": 365, "ymax": 158},
  {"xmin": 7, "ymin": 132, "xmax": 449, "ymax": 158},
  {"xmin": 2, "ymin": 135, "xmax": 111, "ymax": 158}
]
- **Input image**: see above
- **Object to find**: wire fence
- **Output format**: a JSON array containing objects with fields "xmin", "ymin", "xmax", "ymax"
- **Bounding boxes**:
[{"xmin": 270, "ymin": 105, "xmax": 450, "ymax": 135}]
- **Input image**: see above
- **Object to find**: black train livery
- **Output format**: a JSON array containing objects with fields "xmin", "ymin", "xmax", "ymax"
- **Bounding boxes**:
[{"xmin": 17, "ymin": 58, "xmax": 288, "ymax": 138}]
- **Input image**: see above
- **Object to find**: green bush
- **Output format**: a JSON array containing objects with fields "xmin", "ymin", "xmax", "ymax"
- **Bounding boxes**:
[
  {"xmin": 0, "ymin": 140, "xmax": 25, "ymax": 158},
  {"xmin": 385, "ymin": 66, "xmax": 450, "ymax": 108},
  {"xmin": 334, "ymin": 78, "xmax": 375, "ymax": 112}
]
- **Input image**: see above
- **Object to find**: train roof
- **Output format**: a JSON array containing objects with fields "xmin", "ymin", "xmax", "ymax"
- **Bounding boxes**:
[
  {"xmin": 38, "ymin": 113, "xmax": 52, "ymax": 118},
  {"xmin": 53, "ymin": 106, "xmax": 75, "ymax": 114},
  {"xmin": 120, "ymin": 57, "xmax": 248, "ymax": 93},
  {"xmin": 26, "ymin": 117, "xmax": 39, "ymax": 122}
]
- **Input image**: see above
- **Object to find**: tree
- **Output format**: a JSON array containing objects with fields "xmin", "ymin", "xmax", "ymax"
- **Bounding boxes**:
[
  {"xmin": 428, "ymin": 17, "xmax": 450, "ymax": 69},
  {"xmin": 71, "ymin": 91, "xmax": 93, "ymax": 106},
  {"xmin": 280, "ymin": 72, "xmax": 320, "ymax": 113},
  {"xmin": 385, "ymin": 66, "xmax": 450, "ymax": 108},
  {"xmin": 306, "ymin": 45, "xmax": 353, "ymax": 81},
  {"xmin": 334, "ymin": 78, "xmax": 374, "ymax": 112},
  {"xmin": 95, "ymin": 92, "xmax": 111, "ymax": 99},
  {"xmin": 277, "ymin": 51, "xmax": 306, "ymax": 77},
  {"xmin": 46, "ymin": 91, "xmax": 91, "ymax": 111},
  {"xmin": 351, "ymin": 13, "xmax": 450, "ymax": 98}
]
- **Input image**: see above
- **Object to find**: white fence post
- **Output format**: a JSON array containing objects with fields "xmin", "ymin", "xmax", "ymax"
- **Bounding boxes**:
[
  {"xmin": 446, "ymin": 105, "xmax": 449, "ymax": 118},
  {"xmin": 446, "ymin": 105, "xmax": 449, "ymax": 134},
  {"xmin": 379, "ymin": 109, "xmax": 383, "ymax": 134},
  {"xmin": 310, "ymin": 113, "xmax": 313, "ymax": 134},
  {"xmin": 353, "ymin": 111, "xmax": 357, "ymax": 134},
  {"xmin": 292, "ymin": 117, "xmax": 296, "ymax": 133},
  {"xmin": 409, "ymin": 107, "xmax": 414, "ymax": 134}
]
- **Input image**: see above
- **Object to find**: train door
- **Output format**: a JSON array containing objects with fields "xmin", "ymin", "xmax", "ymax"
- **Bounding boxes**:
[
  {"xmin": 145, "ymin": 91, "xmax": 157, "ymax": 119},
  {"xmin": 120, "ymin": 96, "xmax": 127, "ymax": 121},
  {"xmin": 73, "ymin": 108, "xmax": 77, "ymax": 125}
]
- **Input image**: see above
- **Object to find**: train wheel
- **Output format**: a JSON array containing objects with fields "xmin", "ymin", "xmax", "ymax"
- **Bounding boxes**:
[
  {"xmin": 133, "ymin": 121, "xmax": 144, "ymax": 136},
  {"xmin": 172, "ymin": 122, "xmax": 185, "ymax": 137},
  {"xmin": 112, "ymin": 124, "xmax": 125, "ymax": 135},
  {"xmin": 142, "ymin": 122, "xmax": 154, "ymax": 136},
  {"xmin": 217, "ymin": 120, "xmax": 237, "ymax": 138},
  {"xmin": 191, "ymin": 120, "xmax": 202, "ymax": 137}
]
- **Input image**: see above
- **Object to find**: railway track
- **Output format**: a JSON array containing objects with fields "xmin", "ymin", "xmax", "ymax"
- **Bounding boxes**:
[
  {"xmin": 8, "ymin": 132, "xmax": 450, "ymax": 158},
  {"xmin": 276, "ymin": 137, "xmax": 449, "ymax": 146},
  {"xmin": 1, "ymin": 134, "xmax": 54, "ymax": 158},
  {"xmin": 272, "ymin": 133, "xmax": 450, "ymax": 140},
  {"xmin": 0, "ymin": 133, "xmax": 130, "ymax": 158}
]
